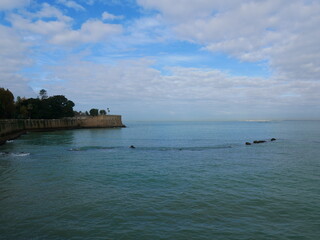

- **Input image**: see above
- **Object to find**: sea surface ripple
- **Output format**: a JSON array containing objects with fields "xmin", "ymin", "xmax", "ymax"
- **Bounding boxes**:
[{"xmin": 0, "ymin": 121, "xmax": 319, "ymax": 239}]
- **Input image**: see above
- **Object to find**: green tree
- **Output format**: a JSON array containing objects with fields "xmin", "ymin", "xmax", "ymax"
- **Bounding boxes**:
[
  {"xmin": 44, "ymin": 95, "xmax": 75, "ymax": 119},
  {"xmin": 39, "ymin": 89, "xmax": 48, "ymax": 100},
  {"xmin": 99, "ymin": 109, "xmax": 106, "ymax": 115},
  {"xmin": 20, "ymin": 106, "xmax": 28, "ymax": 118},
  {"xmin": 73, "ymin": 110, "xmax": 81, "ymax": 116},
  {"xmin": 89, "ymin": 108, "xmax": 99, "ymax": 116},
  {"xmin": 16, "ymin": 98, "xmax": 41, "ymax": 119},
  {"xmin": 0, "ymin": 88, "xmax": 15, "ymax": 119},
  {"xmin": 15, "ymin": 95, "xmax": 75, "ymax": 119}
]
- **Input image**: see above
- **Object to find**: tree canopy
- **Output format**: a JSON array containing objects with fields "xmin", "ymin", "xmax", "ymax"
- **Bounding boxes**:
[
  {"xmin": 1, "ymin": 88, "xmax": 109, "ymax": 119},
  {"xmin": 15, "ymin": 95, "xmax": 75, "ymax": 119},
  {"xmin": 2, "ymin": 89, "xmax": 75, "ymax": 119},
  {"xmin": 89, "ymin": 108, "xmax": 99, "ymax": 116},
  {"xmin": 39, "ymin": 89, "xmax": 48, "ymax": 100},
  {"xmin": 0, "ymin": 88, "xmax": 15, "ymax": 119},
  {"xmin": 99, "ymin": 109, "xmax": 106, "ymax": 115}
]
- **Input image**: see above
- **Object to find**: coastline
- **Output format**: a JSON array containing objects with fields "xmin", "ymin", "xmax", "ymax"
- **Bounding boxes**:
[
  {"xmin": 0, "ymin": 115, "xmax": 126, "ymax": 145},
  {"xmin": 0, "ymin": 130, "xmax": 27, "ymax": 145}
]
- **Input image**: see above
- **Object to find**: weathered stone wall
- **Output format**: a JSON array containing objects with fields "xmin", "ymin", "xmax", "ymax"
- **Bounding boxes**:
[
  {"xmin": 80, "ymin": 115, "xmax": 124, "ymax": 128},
  {"xmin": 0, "ymin": 115, "xmax": 125, "ymax": 144},
  {"xmin": 0, "ymin": 119, "xmax": 25, "ymax": 137}
]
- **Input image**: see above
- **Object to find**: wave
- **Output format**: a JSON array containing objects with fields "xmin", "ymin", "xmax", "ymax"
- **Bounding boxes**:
[
  {"xmin": 0, "ymin": 152, "xmax": 30, "ymax": 157},
  {"xmin": 11, "ymin": 152, "xmax": 30, "ymax": 157}
]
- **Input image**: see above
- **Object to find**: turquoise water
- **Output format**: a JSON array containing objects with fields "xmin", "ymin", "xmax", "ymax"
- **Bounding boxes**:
[{"xmin": 0, "ymin": 121, "xmax": 319, "ymax": 239}]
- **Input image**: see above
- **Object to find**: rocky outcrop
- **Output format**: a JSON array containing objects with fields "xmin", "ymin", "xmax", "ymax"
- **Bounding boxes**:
[{"xmin": 245, "ymin": 138, "xmax": 277, "ymax": 145}]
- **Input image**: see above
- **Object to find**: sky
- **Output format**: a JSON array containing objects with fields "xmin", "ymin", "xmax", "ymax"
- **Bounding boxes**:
[{"xmin": 0, "ymin": 0, "xmax": 320, "ymax": 121}]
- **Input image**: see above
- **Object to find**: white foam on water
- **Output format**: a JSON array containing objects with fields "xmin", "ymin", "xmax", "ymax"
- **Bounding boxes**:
[{"xmin": 10, "ymin": 152, "xmax": 30, "ymax": 157}]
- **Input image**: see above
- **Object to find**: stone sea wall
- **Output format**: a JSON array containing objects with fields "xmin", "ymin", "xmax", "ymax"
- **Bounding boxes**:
[{"xmin": 0, "ymin": 115, "xmax": 125, "ymax": 145}]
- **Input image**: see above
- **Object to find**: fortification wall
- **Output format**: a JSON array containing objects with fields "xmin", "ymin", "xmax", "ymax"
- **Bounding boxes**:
[
  {"xmin": 0, "ymin": 119, "xmax": 25, "ymax": 137},
  {"xmin": 80, "ymin": 115, "xmax": 124, "ymax": 128},
  {"xmin": 0, "ymin": 115, "xmax": 125, "ymax": 145},
  {"xmin": 23, "ymin": 118, "xmax": 81, "ymax": 130}
]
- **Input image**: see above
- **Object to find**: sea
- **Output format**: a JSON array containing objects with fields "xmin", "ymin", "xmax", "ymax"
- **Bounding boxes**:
[{"xmin": 0, "ymin": 120, "xmax": 319, "ymax": 240}]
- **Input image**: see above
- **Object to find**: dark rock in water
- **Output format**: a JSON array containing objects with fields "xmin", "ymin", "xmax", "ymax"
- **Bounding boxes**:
[
  {"xmin": 253, "ymin": 140, "xmax": 266, "ymax": 144},
  {"xmin": 245, "ymin": 142, "xmax": 252, "ymax": 145},
  {"xmin": 271, "ymin": 138, "xmax": 276, "ymax": 141},
  {"xmin": 129, "ymin": 145, "xmax": 135, "ymax": 149}
]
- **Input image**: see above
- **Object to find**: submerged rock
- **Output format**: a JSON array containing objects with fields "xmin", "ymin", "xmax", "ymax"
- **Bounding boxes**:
[{"xmin": 247, "ymin": 138, "xmax": 277, "ymax": 145}]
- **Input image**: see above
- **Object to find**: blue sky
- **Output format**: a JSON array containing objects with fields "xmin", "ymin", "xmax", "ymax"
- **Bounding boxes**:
[{"xmin": 1, "ymin": 0, "xmax": 320, "ymax": 120}]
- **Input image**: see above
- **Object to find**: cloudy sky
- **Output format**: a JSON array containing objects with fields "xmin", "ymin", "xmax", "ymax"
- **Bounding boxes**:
[{"xmin": 0, "ymin": 0, "xmax": 319, "ymax": 120}]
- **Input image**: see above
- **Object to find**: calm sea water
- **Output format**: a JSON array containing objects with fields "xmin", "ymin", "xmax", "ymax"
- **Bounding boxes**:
[{"xmin": 0, "ymin": 121, "xmax": 319, "ymax": 240}]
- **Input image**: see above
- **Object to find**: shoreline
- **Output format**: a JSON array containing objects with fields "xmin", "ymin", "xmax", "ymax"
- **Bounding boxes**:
[
  {"xmin": 0, "ymin": 130, "xmax": 27, "ymax": 145},
  {"xmin": 0, "ymin": 116, "xmax": 126, "ymax": 146}
]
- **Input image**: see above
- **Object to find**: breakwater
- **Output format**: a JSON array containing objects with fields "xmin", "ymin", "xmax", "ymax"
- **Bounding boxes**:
[{"xmin": 0, "ymin": 115, "xmax": 125, "ymax": 145}]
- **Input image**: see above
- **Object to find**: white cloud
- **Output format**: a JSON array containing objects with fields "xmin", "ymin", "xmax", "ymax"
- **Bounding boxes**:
[
  {"xmin": 138, "ymin": 0, "xmax": 320, "ymax": 83},
  {"xmin": 2, "ymin": 0, "xmax": 320, "ymax": 119},
  {"xmin": 9, "ymin": 13, "xmax": 69, "ymax": 36},
  {"xmin": 36, "ymin": 56, "xmax": 320, "ymax": 119},
  {"xmin": 44, "ymin": 57, "xmax": 320, "ymax": 107},
  {"xmin": 102, "ymin": 11, "xmax": 124, "ymax": 20},
  {"xmin": 50, "ymin": 19, "xmax": 123, "ymax": 45},
  {"xmin": 32, "ymin": 3, "xmax": 73, "ymax": 22},
  {"xmin": 0, "ymin": 0, "xmax": 30, "ymax": 10},
  {"xmin": 122, "ymin": 14, "xmax": 172, "ymax": 45},
  {"xmin": 57, "ymin": 0, "xmax": 85, "ymax": 11},
  {"xmin": 0, "ymin": 25, "xmax": 34, "ymax": 97},
  {"xmin": 7, "ymin": 3, "xmax": 72, "ymax": 38},
  {"xmin": 7, "ymin": 3, "xmax": 123, "ymax": 45},
  {"xmin": 137, "ymin": 0, "xmax": 243, "ymax": 21}
]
